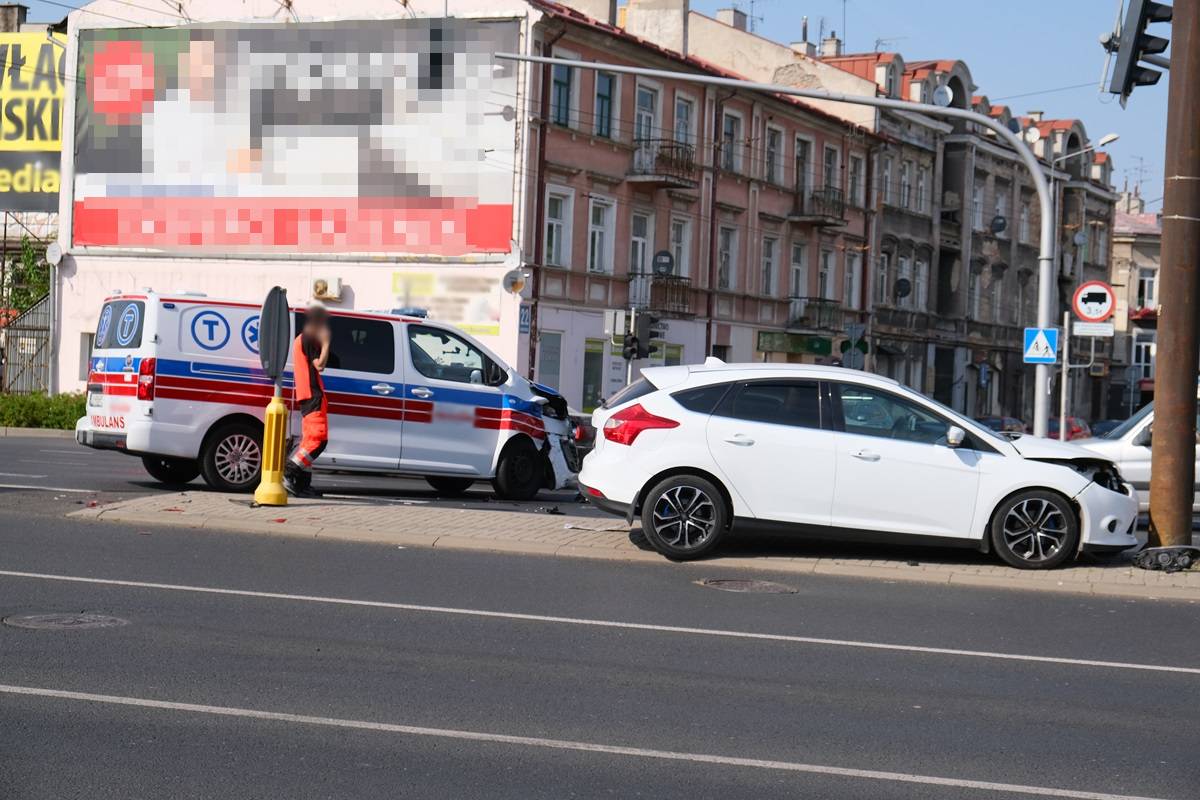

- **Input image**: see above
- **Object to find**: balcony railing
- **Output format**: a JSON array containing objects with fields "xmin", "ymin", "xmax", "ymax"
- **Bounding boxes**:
[
  {"xmin": 788, "ymin": 187, "xmax": 847, "ymax": 226},
  {"xmin": 629, "ymin": 273, "xmax": 693, "ymax": 316},
  {"xmin": 787, "ymin": 296, "xmax": 842, "ymax": 331},
  {"xmin": 630, "ymin": 138, "xmax": 697, "ymax": 187}
]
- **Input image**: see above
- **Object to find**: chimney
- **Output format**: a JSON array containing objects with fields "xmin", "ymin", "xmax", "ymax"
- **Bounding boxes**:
[
  {"xmin": 716, "ymin": 7, "xmax": 748, "ymax": 32},
  {"xmin": 820, "ymin": 31, "xmax": 843, "ymax": 58},
  {"xmin": 558, "ymin": 0, "xmax": 618, "ymax": 26},
  {"xmin": 790, "ymin": 15, "xmax": 816, "ymax": 57},
  {"xmin": 624, "ymin": 0, "xmax": 690, "ymax": 56},
  {"xmin": 0, "ymin": 4, "xmax": 28, "ymax": 33},
  {"xmin": 1026, "ymin": 110, "xmax": 1044, "ymax": 122}
]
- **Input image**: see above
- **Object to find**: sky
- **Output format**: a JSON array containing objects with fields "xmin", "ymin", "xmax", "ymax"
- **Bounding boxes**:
[
  {"xmin": 25, "ymin": 0, "xmax": 1169, "ymax": 206},
  {"xmin": 691, "ymin": 0, "xmax": 1169, "ymax": 207}
]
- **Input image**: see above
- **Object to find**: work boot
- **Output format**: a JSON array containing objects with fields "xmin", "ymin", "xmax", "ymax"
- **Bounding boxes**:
[{"xmin": 283, "ymin": 463, "xmax": 302, "ymax": 497}]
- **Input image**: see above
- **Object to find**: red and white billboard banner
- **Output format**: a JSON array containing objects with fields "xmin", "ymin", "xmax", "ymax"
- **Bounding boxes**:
[{"xmin": 72, "ymin": 20, "xmax": 518, "ymax": 256}]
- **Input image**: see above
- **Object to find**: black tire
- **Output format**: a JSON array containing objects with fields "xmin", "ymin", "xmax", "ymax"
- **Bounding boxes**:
[
  {"xmin": 199, "ymin": 421, "xmax": 263, "ymax": 493},
  {"xmin": 425, "ymin": 476, "xmax": 475, "ymax": 496},
  {"xmin": 492, "ymin": 437, "xmax": 544, "ymax": 501},
  {"xmin": 989, "ymin": 489, "xmax": 1080, "ymax": 570},
  {"xmin": 141, "ymin": 455, "xmax": 200, "ymax": 485},
  {"xmin": 640, "ymin": 474, "xmax": 730, "ymax": 560}
]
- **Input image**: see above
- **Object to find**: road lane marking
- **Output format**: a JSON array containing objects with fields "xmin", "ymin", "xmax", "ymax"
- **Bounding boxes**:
[
  {"xmin": 1, "ymin": 569, "xmax": 1197, "ymax": 676},
  {"xmin": 0, "ymin": 683, "xmax": 1173, "ymax": 800},
  {"xmin": 0, "ymin": 484, "xmax": 93, "ymax": 494},
  {"xmin": 0, "ymin": 472, "xmax": 47, "ymax": 478},
  {"xmin": 39, "ymin": 449, "xmax": 87, "ymax": 455}
]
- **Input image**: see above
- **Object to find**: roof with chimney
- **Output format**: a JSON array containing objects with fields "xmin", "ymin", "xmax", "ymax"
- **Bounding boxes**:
[{"xmin": 1115, "ymin": 211, "xmax": 1161, "ymax": 236}]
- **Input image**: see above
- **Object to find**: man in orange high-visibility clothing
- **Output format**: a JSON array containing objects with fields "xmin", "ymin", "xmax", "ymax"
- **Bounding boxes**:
[{"xmin": 284, "ymin": 301, "xmax": 331, "ymax": 497}]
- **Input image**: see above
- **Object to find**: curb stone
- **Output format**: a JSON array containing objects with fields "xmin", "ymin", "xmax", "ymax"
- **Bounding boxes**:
[{"xmin": 2, "ymin": 427, "xmax": 75, "ymax": 438}]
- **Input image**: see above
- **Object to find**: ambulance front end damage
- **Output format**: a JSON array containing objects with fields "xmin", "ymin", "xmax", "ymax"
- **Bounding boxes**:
[{"xmin": 528, "ymin": 382, "xmax": 581, "ymax": 490}]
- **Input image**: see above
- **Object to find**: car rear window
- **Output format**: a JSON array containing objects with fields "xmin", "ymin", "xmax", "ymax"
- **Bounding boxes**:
[
  {"xmin": 672, "ymin": 382, "xmax": 732, "ymax": 414},
  {"xmin": 603, "ymin": 377, "xmax": 657, "ymax": 409},
  {"xmin": 94, "ymin": 300, "xmax": 145, "ymax": 350}
]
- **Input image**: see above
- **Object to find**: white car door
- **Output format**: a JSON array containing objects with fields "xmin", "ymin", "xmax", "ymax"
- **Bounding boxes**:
[
  {"xmin": 704, "ymin": 379, "xmax": 836, "ymax": 526},
  {"xmin": 398, "ymin": 323, "xmax": 513, "ymax": 477},
  {"xmin": 829, "ymin": 382, "xmax": 981, "ymax": 540}
]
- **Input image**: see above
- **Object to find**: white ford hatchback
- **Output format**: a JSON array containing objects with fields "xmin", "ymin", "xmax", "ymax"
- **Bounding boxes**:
[{"xmin": 579, "ymin": 362, "xmax": 1139, "ymax": 569}]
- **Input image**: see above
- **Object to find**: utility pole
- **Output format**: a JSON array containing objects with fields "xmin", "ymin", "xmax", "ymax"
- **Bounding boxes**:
[{"xmin": 1149, "ymin": 0, "xmax": 1200, "ymax": 548}]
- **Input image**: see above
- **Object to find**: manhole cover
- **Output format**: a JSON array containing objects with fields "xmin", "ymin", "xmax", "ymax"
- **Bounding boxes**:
[
  {"xmin": 2, "ymin": 613, "xmax": 129, "ymax": 630},
  {"xmin": 696, "ymin": 578, "xmax": 797, "ymax": 594}
]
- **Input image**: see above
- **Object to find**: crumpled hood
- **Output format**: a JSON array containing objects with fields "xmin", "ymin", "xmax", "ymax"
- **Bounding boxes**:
[{"xmin": 1009, "ymin": 435, "xmax": 1107, "ymax": 460}]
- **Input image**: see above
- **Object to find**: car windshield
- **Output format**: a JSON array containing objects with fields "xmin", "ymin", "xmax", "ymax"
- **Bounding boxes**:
[
  {"xmin": 916, "ymin": 391, "xmax": 1008, "ymax": 444},
  {"xmin": 1102, "ymin": 403, "xmax": 1154, "ymax": 440}
]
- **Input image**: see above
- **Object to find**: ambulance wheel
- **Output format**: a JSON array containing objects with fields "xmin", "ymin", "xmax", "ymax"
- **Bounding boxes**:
[
  {"xmin": 141, "ymin": 455, "xmax": 201, "ymax": 485},
  {"xmin": 425, "ymin": 476, "xmax": 475, "ymax": 496},
  {"xmin": 200, "ymin": 421, "xmax": 263, "ymax": 493},
  {"xmin": 492, "ymin": 437, "xmax": 543, "ymax": 501}
]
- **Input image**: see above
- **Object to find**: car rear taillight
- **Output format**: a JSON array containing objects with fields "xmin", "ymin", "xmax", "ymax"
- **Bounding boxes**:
[
  {"xmin": 602, "ymin": 403, "xmax": 678, "ymax": 446},
  {"xmin": 136, "ymin": 357, "xmax": 156, "ymax": 401}
]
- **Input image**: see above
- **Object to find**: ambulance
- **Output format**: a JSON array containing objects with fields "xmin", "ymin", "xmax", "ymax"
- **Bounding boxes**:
[{"xmin": 75, "ymin": 291, "xmax": 581, "ymax": 499}]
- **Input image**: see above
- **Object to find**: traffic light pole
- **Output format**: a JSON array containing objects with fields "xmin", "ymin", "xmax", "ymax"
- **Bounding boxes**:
[
  {"xmin": 1148, "ymin": 0, "xmax": 1200, "ymax": 548},
  {"xmin": 498, "ymin": 54, "xmax": 1060, "ymax": 437}
]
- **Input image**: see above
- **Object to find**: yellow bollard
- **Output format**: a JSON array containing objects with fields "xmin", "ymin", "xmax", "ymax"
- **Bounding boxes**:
[{"xmin": 254, "ymin": 390, "xmax": 289, "ymax": 506}]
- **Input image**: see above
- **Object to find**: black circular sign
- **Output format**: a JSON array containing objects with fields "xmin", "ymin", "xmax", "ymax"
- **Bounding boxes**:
[{"xmin": 652, "ymin": 250, "xmax": 675, "ymax": 276}]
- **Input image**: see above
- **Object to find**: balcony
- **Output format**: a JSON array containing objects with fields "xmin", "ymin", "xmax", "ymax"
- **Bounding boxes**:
[
  {"xmin": 787, "ymin": 297, "xmax": 843, "ymax": 332},
  {"xmin": 629, "ymin": 138, "xmax": 698, "ymax": 188},
  {"xmin": 628, "ymin": 273, "xmax": 694, "ymax": 316},
  {"xmin": 788, "ymin": 187, "xmax": 846, "ymax": 227},
  {"xmin": 1130, "ymin": 305, "xmax": 1158, "ymax": 327}
]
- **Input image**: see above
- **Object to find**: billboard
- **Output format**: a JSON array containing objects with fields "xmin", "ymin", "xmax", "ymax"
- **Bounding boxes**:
[
  {"xmin": 0, "ymin": 34, "xmax": 65, "ymax": 212},
  {"xmin": 72, "ymin": 19, "xmax": 518, "ymax": 255}
]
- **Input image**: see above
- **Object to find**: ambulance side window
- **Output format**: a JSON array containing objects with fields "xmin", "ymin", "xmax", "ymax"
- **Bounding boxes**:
[
  {"xmin": 294, "ymin": 312, "xmax": 395, "ymax": 375},
  {"xmin": 408, "ymin": 325, "xmax": 505, "ymax": 386}
]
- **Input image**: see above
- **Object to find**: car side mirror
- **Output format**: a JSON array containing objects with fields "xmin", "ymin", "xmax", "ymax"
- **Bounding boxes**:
[
  {"xmin": 469, "ymin": 368, "xmax": 483, "ymax": 385},
  {"xmin": 1134, "ymin": 426, "xmax": 1152, "ymax": 447},
  {"xmin": 945, "ymin": 425, "xmax": 966, "ymax": 448}
]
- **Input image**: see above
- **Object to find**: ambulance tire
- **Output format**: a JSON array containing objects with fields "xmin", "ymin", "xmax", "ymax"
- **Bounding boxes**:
[
  {"xmin": 200, "ymin": 421, "xmax": 263, "ymax": 493},
  {"xmin": 492, "ymin": 437, "xmax": 544, "ymax": 501},
  {"xmin": 425, "ymin": 476, "xmax": 475, "ymax": 496},
  {"xmin": 141, "ymin": 455, "xmax": 201, "ymax": 486}
]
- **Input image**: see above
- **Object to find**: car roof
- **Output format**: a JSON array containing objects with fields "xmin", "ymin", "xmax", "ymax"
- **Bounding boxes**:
[{"xmin": 641, "ymin": 361, "xmax": 902, "ymax": 388}]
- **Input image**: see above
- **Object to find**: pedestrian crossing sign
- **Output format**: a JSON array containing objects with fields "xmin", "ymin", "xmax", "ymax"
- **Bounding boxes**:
[{"xmin": 1023, "ymin": 327, "xmax": 1059, "ymax": 364}]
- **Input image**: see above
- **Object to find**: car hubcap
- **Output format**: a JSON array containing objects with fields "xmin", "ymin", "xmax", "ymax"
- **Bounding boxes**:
[
  {"xmin": 652, "ymin": 485, "xmax": 717, "ymax": 549},
  {"xmin": 1002, "ymin": 498, "xmax": 1068, "ymax": 562},
  {"xmin": 214, "ymin": 434, "xmax": 260, "ymax": 485}
]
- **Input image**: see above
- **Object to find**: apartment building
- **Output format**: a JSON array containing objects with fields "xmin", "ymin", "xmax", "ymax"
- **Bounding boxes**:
[
  {"xmin": 1110, "ymin": 190, "xmax": 1161, "ymax": 414},
  {"xmin": 529, "ymin": 0, "xmax": 874, "ymax": 411}
]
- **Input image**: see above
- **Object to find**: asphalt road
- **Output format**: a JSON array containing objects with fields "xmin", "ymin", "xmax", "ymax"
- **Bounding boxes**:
[{"xmin": 1, "ymin": 476, "xmax": 1199, "ymax": 798}]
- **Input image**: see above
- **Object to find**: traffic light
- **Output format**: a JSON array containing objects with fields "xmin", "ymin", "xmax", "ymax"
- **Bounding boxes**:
[
  {"xmin": 622, "ymin": 333, "xmax": 639, "ymax": 361},
  {"xmin": 633, "ymin": 313, "xmax": 662, "ymax": 359},
  {"xmin": 1105, "ymin": 0, "xmax": 1173, "ymax": 104}
]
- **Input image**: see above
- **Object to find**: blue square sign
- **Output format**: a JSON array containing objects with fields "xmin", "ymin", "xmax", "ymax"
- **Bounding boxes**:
[{"xmin": 1023, "ymin": 327, "xmax": 1059, "ymax": 364}]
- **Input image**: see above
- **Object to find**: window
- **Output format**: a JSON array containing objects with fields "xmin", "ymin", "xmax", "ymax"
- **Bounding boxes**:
[
  {"xmin": 899, "ymin": 161, "xmax": 913, "ymax": 208},
  {"xmin": 877, "ymin": 252, "xmax": 891, "ymax": 305},
  {"xmin": 718, "ymin": 226, "xmax": 738, "ymax": 289},
  {"xmin": 884, "ymin": 66, "xmax": 896, "ymax": 98},
  {"xmin": 881, "ymin": 157, "xmax": 893, "ymax": 205},
  {"xmin": 551, "ymin": 63, "xmax": 572, "ymax": 127},
  {"xmin": 765, "ymin": 127, "xmax": 783, "ymax": 184},
  {"xmin": 716, "ymin": 381, "xmax": 822, "ymax": 429},
  {"xmin": 819, "ymin": 249, "xmax": 835, "ymax": 299},
  {"xmin": 794, "ymin": 137, "xmax": 811, "ymax": 194},
  {"xmin": 844, "ymin": 251, "xmax": 862, "ymax": 309},
  {"xmin": 995, "ymin": 186, "xmax": 1009, "ymax": 237},
  {"xmin": 849, "ymin": 155, "xmax": 865, "ymax": 207},
  {"xmin": 582, "ymin": 338, "xmax": 606, "ymax": 413},
  {"xmin": 1096, "ymin": 225, "xmax": 1109, "ymax": 264},
  {"xmin": 326, "ymin": 317, "xmax": 395, "ymax": 375},
  {"xmin": 790, "ymin": 242, "xmax": 808, "ymax": 298},
  {"xmin": 408, "ymin": 324, "xmax": 500, "ymax": 384},
  {"xmin": 672, "ymin": 382, "xmax": 732, "ymax": 414},
  {"xmin": 761, "ymin": 236, "xmax": 777, "ymax": 295},
  {"xmin": 629, "ymin": 211, "xmax": 651, "ymax": 276},
  {"xmin": 587, "ymin": 197, "xmax": 614, "ymax": 273},
  {"xmin": 968, "ymin": 268, "xmax": 981, "ymax": 318},
  {"xmin": 78, "ymin": 332, "xmax": 96, "ymax": 382},
  {"xmin": 670, "ymin": 217, "xmax": 690, "ymax": 277},
  {"xmin": 914, "ymin": 260, "xmax": 929, "ymax": 312},
  {"xmin": 990, "ymin": 274, "xmax": 1003, "ymax": 320},
  {"xmin": 1133, "ymin": 340, "xmax": 1156, "ymax": 380},
  {"xmin": 1019, "ymin": 202, "xmax": 1031, "ymax": 243},
  {"xmin": 94, "ymin": 300, "xmax": 145, "ymax": 350},
  {"xmin": 972, "ymin": 180, "xmax": 985, "ymax": 230},
  {"xmin": 897, "ymin": 256, "xmax": 912, "ymax": 309},
  {"xmin": 835, "ymin": 383, "xmax": 950, "ymax": 445},
  {"xmin": 674, "ymin": 95, "xmax": 694, "ymax": 144},
  {"xmin": 1013, "ymin": 279, "xmax": 1026, "ymax": 325},
  {"xmin": 916, "ymin": 166, "xmax": 929, "ymax": 213},
  {"xmin": 594, "ymin": 72, "xmax": 615, "ymax": 138},
  {"xmin": 823, "ymin": 145, "xmax": 840, "ymax": 190},
  {"xmin": 664, "ymin": 344, "xmax": 683, "ymax": 366},
  {"xmin": 544, "ymin": 189, "xmax": 571, "ymax": 267},
  {"xmin": 634, "ymin": 84, "xmax": 658, "ymax": 143},
  {"xmin": 537, "ymin": 331, "xmax": 562, "ymax": 392},
  {"xmin": 1137, "ymin": 268, "xmax": 1158, "ymax": 309},
  {"xmin": 721, "ymin": 113, "xmax": 742, "ymax": 172}
]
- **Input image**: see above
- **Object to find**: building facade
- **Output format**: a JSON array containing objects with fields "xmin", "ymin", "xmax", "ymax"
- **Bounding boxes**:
[{"xmin": 1110, "ymin": 191, "xmax": 1161, "ymax": 415}]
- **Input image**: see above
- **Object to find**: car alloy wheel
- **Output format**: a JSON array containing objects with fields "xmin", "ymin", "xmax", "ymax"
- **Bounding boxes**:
[
  {"xmin": 652, "ymin": 486, "xmax": 718, "ymax": 549},
  {"xmin": 990, "ymin": 490, "xmax": 1079, "ymax": 570},
  {"xmin": 214, "ymin": 433, "xmax": 261, "ymax": 486}
]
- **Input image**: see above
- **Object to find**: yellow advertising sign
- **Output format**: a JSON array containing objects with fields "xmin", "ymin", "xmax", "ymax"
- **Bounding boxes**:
[{"xmin": 0, "ymin": 33, "xmax": 64, "ymax": 151}]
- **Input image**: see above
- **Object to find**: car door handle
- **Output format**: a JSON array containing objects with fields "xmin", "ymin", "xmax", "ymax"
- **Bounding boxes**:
[
  {"xmin": 410, "ymin": 387, "xmax": 434, "ymax": 399},
  {"xmin": 851, "ymin": 450, "xmax": 880, "ymax": 461},
  {"xmin": 724, "ymin": 435, "xmax": 755, "ymax": 446},
  {"xmin": 372, "ymin": 383, "xmax": 395, "ymax": 395}
]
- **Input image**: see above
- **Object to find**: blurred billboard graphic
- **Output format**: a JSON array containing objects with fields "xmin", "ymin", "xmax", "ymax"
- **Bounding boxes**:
[
  {"xmin": 72, "ymin": 19, "xmax": 518, "ymax": 255},
  {"xmin": 0, "ymin": 33, "xmax": 65, "ymax": 213}
]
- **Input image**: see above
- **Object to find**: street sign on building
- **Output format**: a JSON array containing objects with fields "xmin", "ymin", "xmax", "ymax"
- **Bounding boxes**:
[
  {"xmin": 1072, "ymin": 280, "xmax": 1116, "ymax": 323},
  {"xmin": 1023, "ymin": 327, "xmax": 1059, "ymax": 364}
]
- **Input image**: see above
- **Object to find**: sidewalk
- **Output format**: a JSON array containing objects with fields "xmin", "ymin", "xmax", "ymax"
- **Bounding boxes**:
[{"xmin": 74, "ymin": 490, "xmax": 1200, "ymax": 601}]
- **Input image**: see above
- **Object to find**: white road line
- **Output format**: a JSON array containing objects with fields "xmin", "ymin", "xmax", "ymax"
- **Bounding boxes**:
[
  {"xmin": 0, "ymin": 683, "xmax": 1172, "ymax": 800},
  {"xmin": 38, "ymin": 449, "xmax": 86, "ymax": 455},
  {"xmin": 1, "ymin": 569, "xmax": 1197, "ymax": 676},
  {"xmin": 0, "ymin": 484, "xmax": 93, "ymax": 494},
  {"xmin": 0, "ymin": 472, "xmax": 47, "ymax": 478}
]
